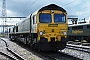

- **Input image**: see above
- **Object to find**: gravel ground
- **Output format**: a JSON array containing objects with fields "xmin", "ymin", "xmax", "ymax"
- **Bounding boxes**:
[
  {"xmin": 0, "ymin": 38, "xmax": 16, "ymax": 60},
  {"xmin": 3, "ymin": 37, "xmax": 90, "ymax": 60},
  {"xmin": 0, "ymin": 54, "xmax": 12, "ymax": 60},
  {"xmin": 61, "ymin": 48, "xmax": 90, "ymax": 60},
  {"xmin": 0, "ymin": 38, "xmax": 43, "ymax": 60}
]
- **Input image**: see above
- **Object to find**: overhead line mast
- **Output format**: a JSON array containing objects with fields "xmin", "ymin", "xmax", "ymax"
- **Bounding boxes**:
[{"xmin": 2, "ymin": 0, "xmax": 7, "ymax": 34}]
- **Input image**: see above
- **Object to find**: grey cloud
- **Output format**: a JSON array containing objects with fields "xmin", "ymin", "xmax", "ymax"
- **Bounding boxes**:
[{"xmin": 0, "ymin": 0, "xmax": 90, "ymax": 20}]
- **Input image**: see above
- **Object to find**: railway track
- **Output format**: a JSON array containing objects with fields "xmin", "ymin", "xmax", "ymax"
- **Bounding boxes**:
[
  {"xmin": 0, "ymin": 37, "xmax": 86, "ymax": 60},
  {"xmin": 66, "ymin": 44, "xmax": 90, "ymax": 53},
  {"xmin": 0, "ymin": 38, "xmax": 24, "ymax": 60},
  {"xmin": 32, "ymin": 46, "xmax": 82, "ymax": 60},
  {"xmin": 13, "ymin": 40, "xmax": 83, "ymax": 60},
  {"xmin": 12, "ymin": 38, "xmax": 82, "ymax": 60},
  {"xmin": 60, "ymin": 42, "xmax": 90, "ymax": 60},
  {"xmin": 67, "ymin": 41, "xmax": 90, "ymax": 53},
  {"xmin": 36, "ymin": 42, "xmax": 89, "ymax": 60},
  {"xmin": 39, "ymin": 51, "xmax": 82, "ymax": 60},
  {"xmin": 0, "ymin": 51, "xmax": 16, "ymax": 60},
  {"xmin": 67, "ymin": 41, "xmax": 90, "ymax": 46}
]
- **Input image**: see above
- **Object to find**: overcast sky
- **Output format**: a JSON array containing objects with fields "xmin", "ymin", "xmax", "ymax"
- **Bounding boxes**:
[{"xmin": 0, "ymin": 0, "xmax": 90, "ymax": 32}]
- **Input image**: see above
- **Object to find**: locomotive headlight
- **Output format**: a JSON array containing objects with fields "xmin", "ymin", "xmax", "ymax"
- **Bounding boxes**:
[
  {"xmin": 40, "ymin": 31, "xmax": 43, "ymax": 35},
  {"xmin": 63, "ymin": 32, "xmax": 67, "ymax": 35}
]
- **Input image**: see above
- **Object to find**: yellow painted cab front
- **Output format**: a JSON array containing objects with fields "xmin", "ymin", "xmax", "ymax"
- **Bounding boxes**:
[
  {"xmin": 33, "ymin": 4, "xmax": 69, "ymax": 51},
  {"xmin": 37, "ymin": 10, "xmax": 68, "ymax": 42}
]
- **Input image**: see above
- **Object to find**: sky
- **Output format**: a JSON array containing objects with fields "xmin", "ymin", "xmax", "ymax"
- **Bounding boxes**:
[{"xmin": 0, "ymin": 0, "xmax": 90, "ymax": 32}]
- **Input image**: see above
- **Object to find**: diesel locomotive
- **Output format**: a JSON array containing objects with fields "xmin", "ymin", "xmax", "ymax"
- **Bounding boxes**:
[
  {"xmin": 68, "ymin": 23, "xmax": 90, "ymax": 43},
  {"xmin": 9, "ymin": 4, "xmax": 68, "ymax": 51}
]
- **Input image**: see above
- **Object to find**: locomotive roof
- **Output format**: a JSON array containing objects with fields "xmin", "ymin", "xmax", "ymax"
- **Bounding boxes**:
[
  {"xmin": 38, "ymin": 4, "xmax": 66, "ymax": 12},
  {"xmin": 68, "ymin": 23, "xmax": 90, "ymax": 27}
]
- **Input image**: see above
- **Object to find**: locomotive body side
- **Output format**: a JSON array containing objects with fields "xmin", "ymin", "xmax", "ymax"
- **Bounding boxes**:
[{"xmin": 68, "ymin": 23, "xmax": 90, "ymax": 42}]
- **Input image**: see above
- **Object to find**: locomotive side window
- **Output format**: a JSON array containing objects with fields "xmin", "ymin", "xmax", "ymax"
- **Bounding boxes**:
[
  {"xmin": 12, "ymin": 26, "xmax": 15, "ymax": 32},
  {"xmin": 16, "ymin": 26, "xmax": 18, "ymax": 32},
  {"xmin": 87, "ymin": 25, "xmax": 90, "ymax": 29},
  {"xmin": 33, "ymin": 15, "xmax": 36, "ymax": 24},
  {"xmin": 72, "ymin": 26, "xmax": 83, "ymax": 29},
  {"xmin": 9, "ymin": 28, "xmax": 10, "ymax": 33}
]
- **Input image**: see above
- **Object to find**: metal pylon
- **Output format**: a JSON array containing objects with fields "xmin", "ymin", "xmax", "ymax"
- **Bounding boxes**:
[{"xmin": 2, "ymin": 0, "xmax": 7, "ymax": 34}]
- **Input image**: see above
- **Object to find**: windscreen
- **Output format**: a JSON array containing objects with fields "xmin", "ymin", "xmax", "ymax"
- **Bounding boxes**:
[
  {"xmin": 54, "ymin": 14, "xmax": 66, "ymax": 23},
  {"xmin": 39, "ymin": 13, "xmax": 51, "ymax": 23}
]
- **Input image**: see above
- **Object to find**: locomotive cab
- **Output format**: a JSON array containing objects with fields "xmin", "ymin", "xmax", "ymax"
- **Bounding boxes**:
[{"xmin": 35, "ymin": 4, "xmax": 68, "ymax": 51}]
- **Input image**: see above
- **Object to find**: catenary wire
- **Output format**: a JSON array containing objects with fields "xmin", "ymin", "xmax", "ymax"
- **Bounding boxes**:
[
  {"xmin": 17, "ymin": 0, "xmax": 31, "ymax": 17},
  {"xmin": 63, "ymin": 0, "xmax": 77, "ymax": 7},
  {"xmin": 19, "ymin": 0, "xmax": 37, "ymax": 16}
]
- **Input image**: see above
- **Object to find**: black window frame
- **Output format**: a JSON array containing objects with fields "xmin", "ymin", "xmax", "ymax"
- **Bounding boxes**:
[
  {"xmin": 72, "ymin": 26, "xmax": 83, "ymax": 29},
  {"xmin": 87, "ymin": 25, "xmax": 90, "ymax": 29}
]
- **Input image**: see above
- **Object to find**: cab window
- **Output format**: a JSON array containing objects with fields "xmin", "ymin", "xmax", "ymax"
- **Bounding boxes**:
[
  {"xmin": 39, "ymin": 13, "xmax": 51, "ymax": 23},
  {"xmin": 54, "ymin": 14, "xmax": 66, "ymax": 23}
]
